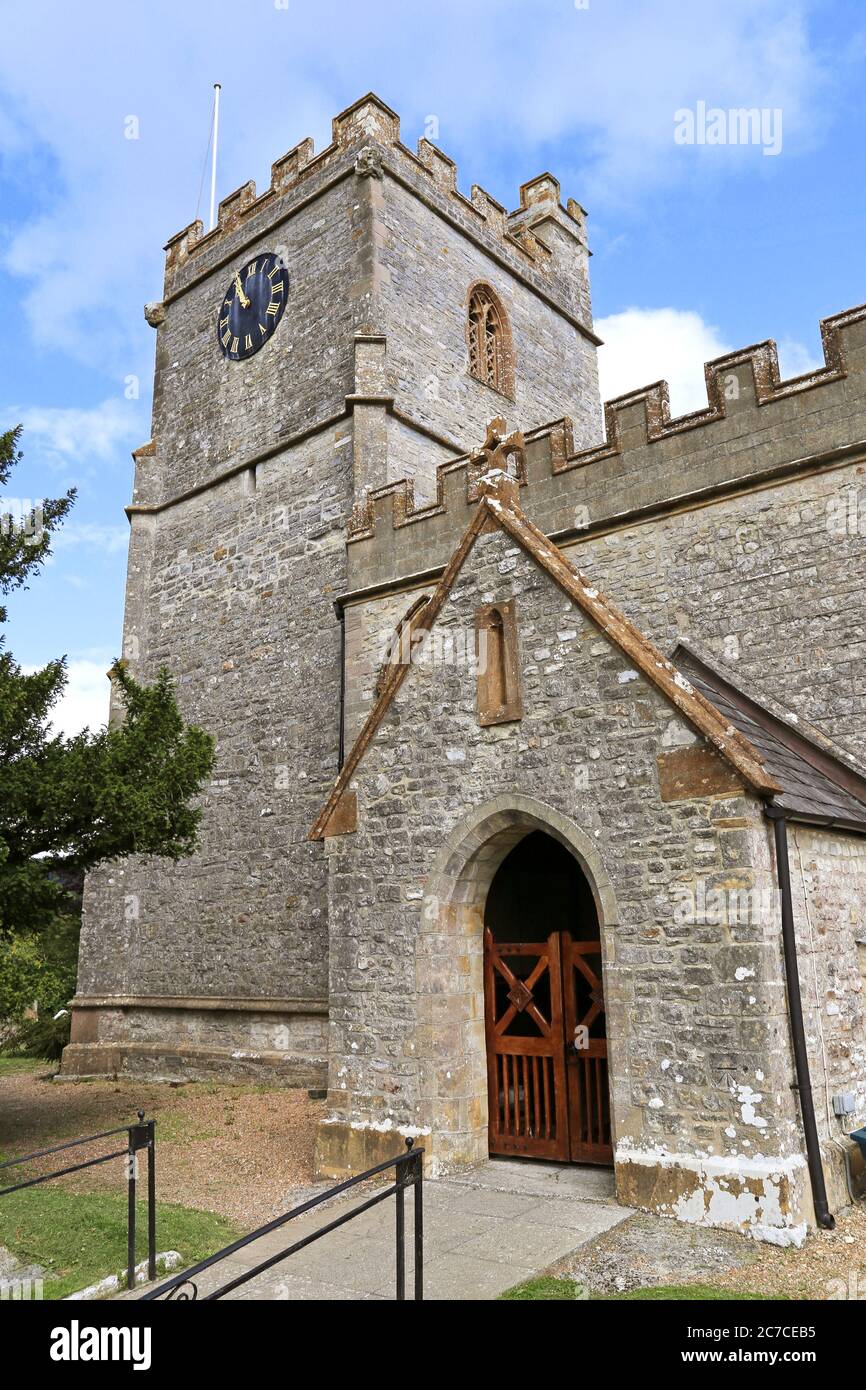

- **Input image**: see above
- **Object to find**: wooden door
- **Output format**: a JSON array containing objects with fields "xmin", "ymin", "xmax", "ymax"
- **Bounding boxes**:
[
  {"xmin": 483, "ymin": 927, "xmax": 612, "ymax": 1164},
  {"xmin": 483, "ymin": 929, "xmax": 570, "ymax": 1160},
  {"xmin": 561, "ymin": 933, "xmax": 613, "ymax": 1163}
]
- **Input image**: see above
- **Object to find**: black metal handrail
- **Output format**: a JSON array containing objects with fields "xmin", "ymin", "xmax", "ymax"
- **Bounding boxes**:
[
  {"xmin": 142, "ymin": 1137, "xmax": 424, "ymax": 1301},
  {"xmin": 0, "ymin": 1109, "xmax": 156, "ymax": 1290}
]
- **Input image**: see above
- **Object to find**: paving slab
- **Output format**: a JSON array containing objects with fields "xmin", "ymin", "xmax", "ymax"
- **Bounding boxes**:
[{"xmin": 129, "ymin": 1159, "xmax": 633, "ymax": 1302}]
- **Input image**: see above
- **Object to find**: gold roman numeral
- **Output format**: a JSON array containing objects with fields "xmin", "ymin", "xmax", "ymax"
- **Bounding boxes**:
[
  {"xmin": 247, "ymin": 260, "xmax": 257, "ymax": 277},
  {"xmin": 221, "ymin": 328, "xmax": 231, "ymax": 346},
  {"xmin": 231, "ymin": 336, "xmax": 239, "ymax": 353},
  {"xmin": 244, "ymin": 333, "xmax": 253, "ymax": 351},
  {"xmin": 266, "ymin": 301, "xmax": 279, "ymax": 316},
  {"xmin": 259, "ymin": 322, "xmax": 267, "ymax": 336}
]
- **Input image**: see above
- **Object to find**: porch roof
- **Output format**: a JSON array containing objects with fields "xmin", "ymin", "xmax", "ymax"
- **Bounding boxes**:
[{"xmin": 673, "ymin": 645, "xmax": 866, "ymax": 835}]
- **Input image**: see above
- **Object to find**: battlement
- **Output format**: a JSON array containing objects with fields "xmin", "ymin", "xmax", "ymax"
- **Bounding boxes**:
[
  {"xmin": 162, "ymin": 93, "xmax": 588, "ymax": 293},
  {"xmin": 345, "ymin": 301, "xmax": 866, "ymax": 592}
]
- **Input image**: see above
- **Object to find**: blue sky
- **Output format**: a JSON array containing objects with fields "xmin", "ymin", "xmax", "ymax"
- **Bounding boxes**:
[{"xmin": 1, "ymin": 0, "xmax": 864, "ymax": 734}]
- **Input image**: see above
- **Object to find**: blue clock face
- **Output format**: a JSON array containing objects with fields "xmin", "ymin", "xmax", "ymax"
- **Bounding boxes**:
[{"xmin": 217, "ymin": 252, "xmax": 290, "ymax": 361}]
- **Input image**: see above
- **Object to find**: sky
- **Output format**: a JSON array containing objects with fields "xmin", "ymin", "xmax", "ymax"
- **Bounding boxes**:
[{"xmin": 1, "ymin": 0, "xmax": 864, "ymax": 736}]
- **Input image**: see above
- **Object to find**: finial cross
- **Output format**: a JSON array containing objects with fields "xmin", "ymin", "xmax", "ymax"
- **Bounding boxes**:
[{"xmin": 470, "ymin": 416, "xmax": 525, "ymax": 482}]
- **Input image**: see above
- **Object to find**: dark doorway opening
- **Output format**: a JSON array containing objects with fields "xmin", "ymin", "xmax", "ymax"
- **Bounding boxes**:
[
  {"xmin": 485, "ymin": 829, "xmax": 599, "ymax": 944},
  {"xmin": 483, "ymin": 830, "xmax": 612, "ymax": 1164}
]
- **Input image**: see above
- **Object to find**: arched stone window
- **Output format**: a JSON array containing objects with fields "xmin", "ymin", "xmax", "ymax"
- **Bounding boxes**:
[{"xmin": 466, "ymin": 284, "xmax": 514, "ymax": 397}]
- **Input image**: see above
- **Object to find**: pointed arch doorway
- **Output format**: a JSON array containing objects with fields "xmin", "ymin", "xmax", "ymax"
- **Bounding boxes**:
[{"xmin": 483, "ymin": 830, "xmax": 612, "ymax": 1164}]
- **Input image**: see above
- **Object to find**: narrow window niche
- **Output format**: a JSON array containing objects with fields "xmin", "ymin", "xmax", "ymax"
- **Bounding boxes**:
[{"xmin": 476, "ymin": 599, "xmax": 522, "ymax": 726}]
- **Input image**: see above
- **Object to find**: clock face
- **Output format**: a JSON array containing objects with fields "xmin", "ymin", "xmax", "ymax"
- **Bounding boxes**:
[{"xmin": 217, "ymin": 252, "xmax": 289, "ymax": 361}]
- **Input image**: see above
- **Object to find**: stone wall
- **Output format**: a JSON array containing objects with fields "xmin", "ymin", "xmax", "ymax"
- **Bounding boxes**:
[
  {"xmin": 376, "ymin": 173, "xmax": 601, "ymax": 482},
  {"xmin": 145, "ymin": 162, "xmax": 361, "ymax": 504},
  {"xmin": 319, "ymin": 524, "xmax": 811, "ymax": 1243},
  {"xmin": 788, "ymin": 826, "xmax": 866, "ymax": 1205},
  {"xmin": 562, "ymin": 462, "xmax": 866, "ymax": 762},
  {"xmin": 70, "ymin": 425, "xmax": 349, "ymax": 1081}
]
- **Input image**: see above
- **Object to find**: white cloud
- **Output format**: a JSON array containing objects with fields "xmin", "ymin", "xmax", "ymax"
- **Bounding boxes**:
[
  {"xmin": 24, "ymin": 659, "xmax": 112, "ymax": 739},
  {"xmin": 596, "ymin": 307, "xmax": 731, "ymax": 415},
  {"xmin": 0, "ymin": 1, "xmax": 830, "ymax": 367},
  {"xmin": 52, "ymin": 521, "xmax": 130, "ymax": 556},
  {"xmin": 596, "ymin": 307, "xmax": 823, "ymax": 416},
  {"xmin": 776, "ymin": 337, "xmax": 823, "ymax": 379},
  {"xmin": 54, "ymin": 660, "xmax": 111, "ymax": 738},
  {"xmin": 7, "ymin": 399, "xmax": 142, "ymax": 470}
]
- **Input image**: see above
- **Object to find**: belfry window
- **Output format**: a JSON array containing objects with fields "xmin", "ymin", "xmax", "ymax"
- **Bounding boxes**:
[{"xmin": 467, "ymin": 285, "xmax": 514, "ymax": 397}]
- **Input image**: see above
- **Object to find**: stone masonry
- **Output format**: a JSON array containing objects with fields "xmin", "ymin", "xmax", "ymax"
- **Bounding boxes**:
[{"xmin": 64, "ymin": 95, "xmax": 866, "ymax": 1244}]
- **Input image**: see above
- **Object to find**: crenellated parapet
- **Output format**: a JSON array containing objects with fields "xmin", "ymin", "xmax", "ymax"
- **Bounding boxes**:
[
  {"xmin": 345, "ymin": 300, "xmax": 866, "ymax": 589},
  {"xmin": 160, "ymin": 93, "xmax": 588, "ymax": 302}
]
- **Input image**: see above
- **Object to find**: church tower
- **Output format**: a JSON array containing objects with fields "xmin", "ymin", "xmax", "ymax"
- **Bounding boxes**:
[{"xmin": 62, "ymin": 94, "xmax": 601, "ymax": 1082}]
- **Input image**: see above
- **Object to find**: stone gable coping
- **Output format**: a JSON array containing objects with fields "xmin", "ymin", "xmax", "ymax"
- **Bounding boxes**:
[
  {"xmin": 310, "ymin": 485, "xmax": 780, "ymax": 840},
  {"xmin": 346, "ymin": 300, "xmax": 866, "ymax": 546}
]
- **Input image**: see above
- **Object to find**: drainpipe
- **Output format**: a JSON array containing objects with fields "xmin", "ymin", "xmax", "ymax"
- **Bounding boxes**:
[
  {"xmin": 765, "ymin": 805, "xmax": 835, "ymax": 1229},
  {"xmin": 334, "ymin": 600, "xmax": 346, "ymax": 771}
]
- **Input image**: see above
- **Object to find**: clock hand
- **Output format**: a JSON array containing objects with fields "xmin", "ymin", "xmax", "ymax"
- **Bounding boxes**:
[{"xmin": 233, "ymin": 272, "xmax": 250, "ymax": 309}]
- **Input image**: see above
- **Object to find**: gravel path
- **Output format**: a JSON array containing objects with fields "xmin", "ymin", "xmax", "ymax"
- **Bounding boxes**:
[
  {"xmin": 550, "ymin": 1203, "xmax": 866, "ymax": 1300},
  {"xmin": 0, "ymin": 1066, "xmax": 324, "ymax": 1228}
]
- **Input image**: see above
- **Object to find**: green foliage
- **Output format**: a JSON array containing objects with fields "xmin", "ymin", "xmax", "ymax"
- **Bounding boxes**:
[
  {"xmin": 0, "ymin": 426, "xmax": 215, "ymax": 946},
  {"xmin": 2, "ymin": 661, "xmax": 216, "ymax": 886},
  {"xmin": 2, "ymin": 1008, "xmax": 71, "ymax": 1061},
  {"xmin": 499, "ymin": 1275, "xmax": 587, "ymax": 1300},
  {"xmin": 0, "ymin": 1187, "xmax": 239, "ymax": 1299},
  {"xmin": 0, "ymin": 932, "xmax": 49, "ymax": 1019},
  {"xmin": 0, "ymin": 426, "xmax": 75, "ymax": 627},
  {"xmin": 0, "ymin": 912, "xmax": 78, "ymax": 1020}
]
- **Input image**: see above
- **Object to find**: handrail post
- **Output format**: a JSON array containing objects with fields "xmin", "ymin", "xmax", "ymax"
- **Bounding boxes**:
[
  {"xmin": 141, "ymin": 1141, "xmax": 426, "ymax": 1303},
  {"xmin": 126, "ymin": 1126, "xmax": 137, "ymax": 1291},
  {"xmin": 395, "ymin": 1150, "xmax": 406, "ymax": 1301},
  {"xmin": 146, "ymin": 1117, "xmax": 157, "ymax": 1282},
  {"xmin": 413, "ymin": 1146, "xmax": 423, "ymax": 1301}
]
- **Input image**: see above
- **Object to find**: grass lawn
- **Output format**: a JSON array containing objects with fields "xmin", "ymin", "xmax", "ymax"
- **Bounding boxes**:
[
  {"xmin": 0, "ymin": 1187, "xmax": 239, "ymax": 1299},
  {"xmin": 0, "ymin": 1057, "xmax": 51, "ymax": 1077},
  {"xmin": 500, "ymin": 1276, "xmax": 588, "ymax": 1300},
  {"xmin": 500, "ymin": 1276, "xmax": 779, "ymax": 1301}
]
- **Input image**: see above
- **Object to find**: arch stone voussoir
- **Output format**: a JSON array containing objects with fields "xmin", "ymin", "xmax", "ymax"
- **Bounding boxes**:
[{"xmin": 417, "ymin": 793, "xmax": 622, "ymax": 1175}]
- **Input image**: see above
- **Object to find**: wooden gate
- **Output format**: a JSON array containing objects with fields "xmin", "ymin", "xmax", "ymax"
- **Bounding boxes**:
[
  {"xmin": 483, "ymin": 929, "xmax": 570, "ymax": 1160},
  {"xmin": 483, "ymin": 927, "xmax": 612, "ymax": 1164},
  {"xmin": 561, "ymin": 933, "xmax": 612, "ymax": 1163}
]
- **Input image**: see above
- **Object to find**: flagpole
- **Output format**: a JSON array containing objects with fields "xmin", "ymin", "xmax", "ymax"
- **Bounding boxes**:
[{"xmin": 209, "ymin": 83, "xmax": 221, "ymax": 231}]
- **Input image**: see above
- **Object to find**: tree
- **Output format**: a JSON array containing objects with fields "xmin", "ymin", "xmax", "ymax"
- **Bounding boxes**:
[{"xmin": 0, "ymin": 424, "xmax": 215, "ymax": 961}]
